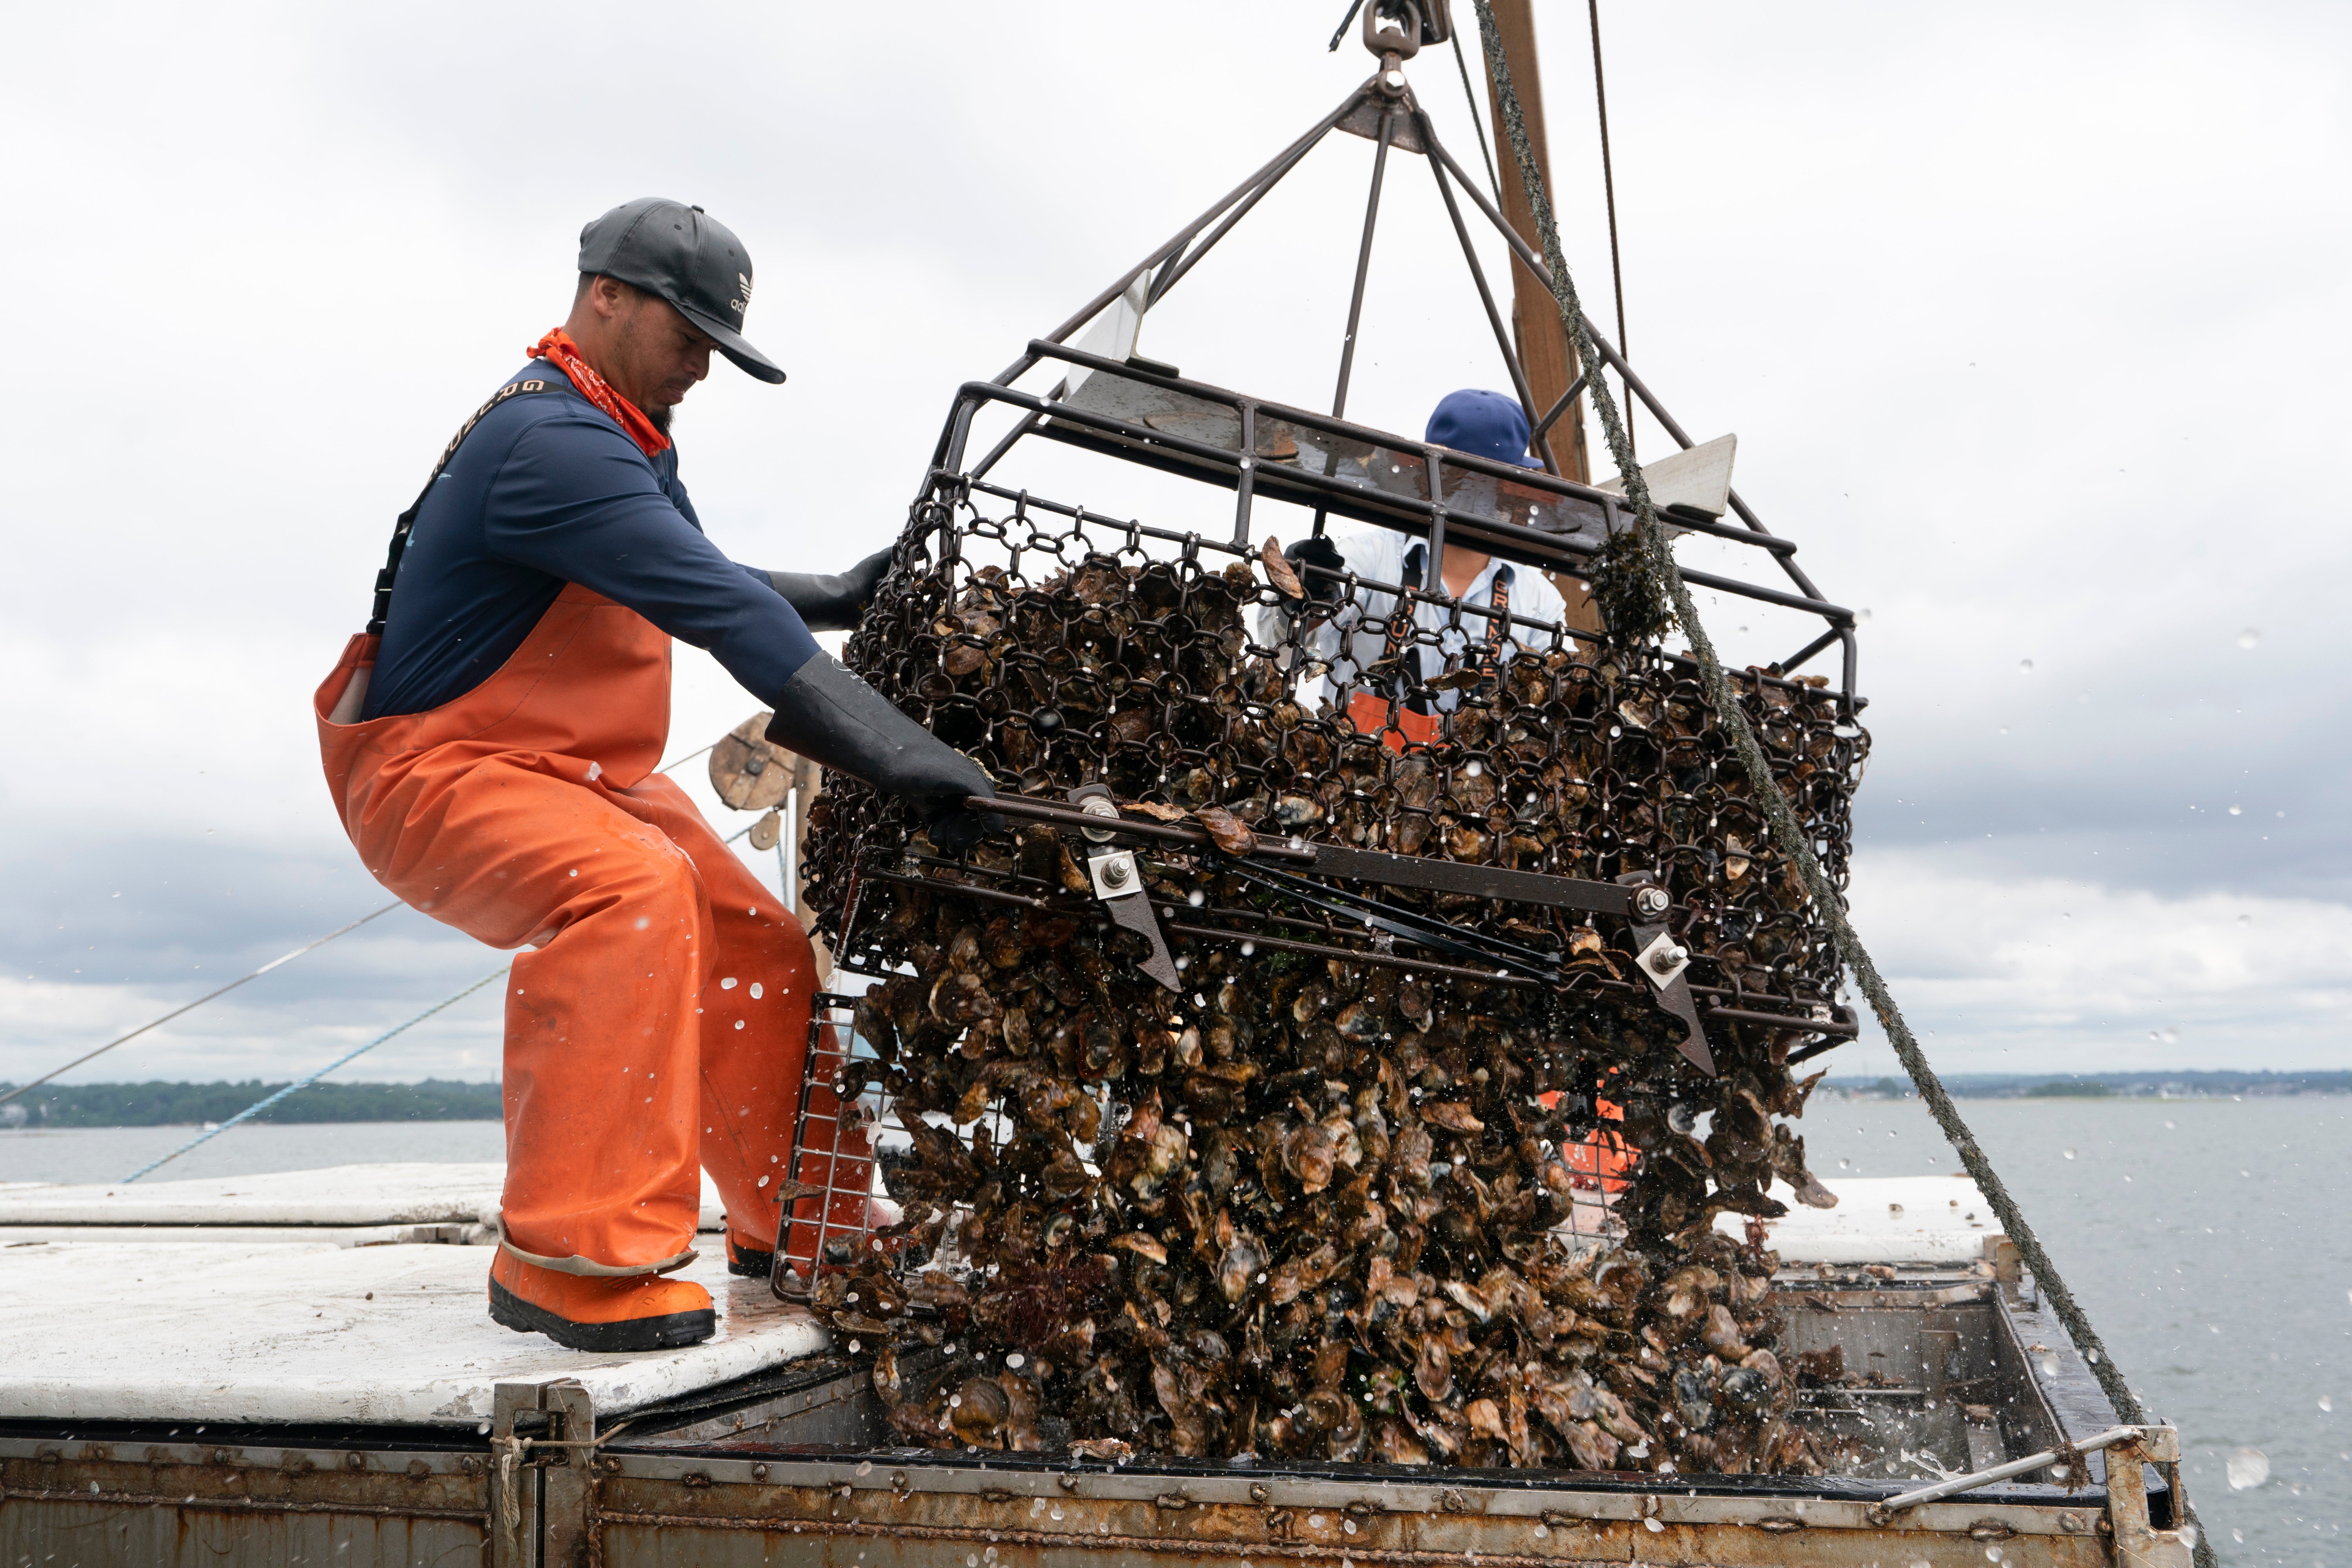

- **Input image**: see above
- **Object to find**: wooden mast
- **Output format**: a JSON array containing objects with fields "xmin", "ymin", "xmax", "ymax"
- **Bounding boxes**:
[{"xmin": 1478, "ymin": 0, "xmax": 1590, "ymax": 488}]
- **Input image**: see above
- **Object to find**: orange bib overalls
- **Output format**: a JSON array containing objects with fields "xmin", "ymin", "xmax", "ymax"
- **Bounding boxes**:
[{"xmin": 314, "ymin": 587, "xmax": 815, "ymax": 1278}]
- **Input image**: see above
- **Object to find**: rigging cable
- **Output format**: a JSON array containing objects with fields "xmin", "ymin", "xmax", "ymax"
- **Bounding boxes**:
[
  {"xmin": 1448, "ymin": 12, "xmax": 1504, "ymax": 205},
  {"xmin": 1, "ymin": 741, "xmax": 721, "ymax": 1110},
  {"xmin": 120, "ymin": 808, "xmax": 776, "ymax": 1184},
  {"xmin": 1586, "ymin": 0, "xmax": 1631, "ymax": 457},
  {"xmin": 0, "ymin": 904, "xmax": 399, "ymax": 1111},
  {"xmin": 118, "ymin": 967, "xmax": 510, "ymax": 1185},
  {"xmin": 1325, "ymin": 0, "xmax": 1366, "ymax": 53},
  {"xmin": 1469, "ymin": 8, "xmax": 2214, "ymax": 1562}
]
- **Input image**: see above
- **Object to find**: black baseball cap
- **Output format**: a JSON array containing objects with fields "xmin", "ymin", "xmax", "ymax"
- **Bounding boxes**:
[{"xmin": 577, "ymin": 198, "xmax": 785, "ymax": 384}]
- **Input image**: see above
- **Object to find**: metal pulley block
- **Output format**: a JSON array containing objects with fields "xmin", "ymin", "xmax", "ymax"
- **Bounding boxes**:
[
  {"xmin": 1067, "ymin": 784, "xmax": 1182, "ymax": 992},
  {"xmin": 710, "ymin": 712, "xmax": 800, "ymax": 812}
]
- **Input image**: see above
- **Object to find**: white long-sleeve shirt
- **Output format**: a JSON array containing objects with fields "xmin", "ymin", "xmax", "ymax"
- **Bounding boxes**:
[{"xmin": 1256, "ymin": 526, "xmax": 1572, "ymax": 712}]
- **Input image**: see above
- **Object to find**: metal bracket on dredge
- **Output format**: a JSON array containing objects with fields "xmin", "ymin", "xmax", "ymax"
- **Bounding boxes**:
[
  {"xmin": 1065, "ymin": 784, "xmax": 1183, "ymax": 992},
  {"xmin": 979, "ymin": 790, "xmax": 1715, "ymax": 1073}
]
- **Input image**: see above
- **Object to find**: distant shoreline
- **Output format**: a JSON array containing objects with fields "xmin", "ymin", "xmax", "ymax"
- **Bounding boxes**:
[
  {"xmin": 1823, "ymin": 1069, "xmax": 2350, "ymax": 1101},
  {"xmin": 0, "ymin": 1080, "xmax": 502, "ymax": 1129},
  {"xmin": 2, "ymin": 1073, "xmax": 2343, "ymax": 1129}
]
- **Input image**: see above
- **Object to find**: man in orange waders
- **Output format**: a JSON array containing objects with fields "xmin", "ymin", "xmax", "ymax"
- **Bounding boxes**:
[{"xmin": 314, "ymin": 198, "xmax": 999, "ymax": 1351}]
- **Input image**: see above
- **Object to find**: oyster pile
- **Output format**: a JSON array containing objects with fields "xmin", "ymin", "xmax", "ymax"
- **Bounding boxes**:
[{"xmin": 797, "ymin": 519, "xmax": 1863, "ymax": 1475}]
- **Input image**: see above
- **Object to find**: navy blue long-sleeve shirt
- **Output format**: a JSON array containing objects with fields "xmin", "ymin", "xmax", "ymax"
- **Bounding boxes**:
[{"xmin": 361, "ymin": 362, "xmax": 820, "ymax": 720}]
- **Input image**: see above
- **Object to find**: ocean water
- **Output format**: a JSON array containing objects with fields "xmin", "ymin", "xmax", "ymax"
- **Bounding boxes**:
[
  {"xmin": 1804, "ymin": 1095, "xmax": 2349, "ymax": 1565},
  {"xmin": 0, "ymin": 1120, "xmax": 505, "ymax": 1186},
  {"xmin": 2, "ymin": 1099, "xmax": 2342, "ymax": 1561}
]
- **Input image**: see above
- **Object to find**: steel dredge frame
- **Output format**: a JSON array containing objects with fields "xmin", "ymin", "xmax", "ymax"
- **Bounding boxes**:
[
  {"xmin": 819, "ymin": 54, "xmax": 1873, "ymax": 1038},
  {"xmin": 930, "ymin": 59, "xmax": 1863, "ymax": 706}
]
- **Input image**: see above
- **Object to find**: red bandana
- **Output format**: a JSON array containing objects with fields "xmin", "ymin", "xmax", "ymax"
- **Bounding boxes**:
[{"xmin": 526, "ymin": 327, "xmax": 671, "ymax": 457}]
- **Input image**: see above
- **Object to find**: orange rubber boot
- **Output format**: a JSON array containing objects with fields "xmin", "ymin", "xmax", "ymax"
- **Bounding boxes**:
[
  {"xmin": 489, "ymin": 1248, "xmax": 715, "ymax": 1352},
  {"xmin": 724, "ymin": 1233, "xmax": 775, "ymax": 1279}
]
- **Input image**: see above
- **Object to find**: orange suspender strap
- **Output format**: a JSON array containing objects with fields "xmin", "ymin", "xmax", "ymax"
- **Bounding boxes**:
[{"xmin": 1374, "ymin": 554, "xmax": 1515, "ymax": 692}]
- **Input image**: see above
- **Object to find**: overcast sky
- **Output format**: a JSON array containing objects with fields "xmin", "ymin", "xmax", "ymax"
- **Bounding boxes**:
[{"xmin": 2, "ymin": 1, "xmax": 2344, "ymax": 1092}]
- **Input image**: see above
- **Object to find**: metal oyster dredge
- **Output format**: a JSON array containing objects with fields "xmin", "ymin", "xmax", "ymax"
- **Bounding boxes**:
[
  {"xmin": 0, "ymin": 6, "xmax": 2198, "ymax": 1565},
  {"xmin": 784, "ymin": 0, "xmax": 1869, "ymax": 1471},
  {"xmin": 734, "ymin": 7, "xmax": 2194, "ymax": 1565}
]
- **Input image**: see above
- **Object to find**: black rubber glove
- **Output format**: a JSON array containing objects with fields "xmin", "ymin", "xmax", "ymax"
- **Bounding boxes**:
[
  {"xmin": 764, "ymin": 653, "xmax": 1004, "ymax": 852},
  {"xmin": 765, "ymin": 546, "xmax": 895, "ymax": 633},
  {"xmin": 1283, "ymin": 534, "xmax": 1347, "ymax": 609}
]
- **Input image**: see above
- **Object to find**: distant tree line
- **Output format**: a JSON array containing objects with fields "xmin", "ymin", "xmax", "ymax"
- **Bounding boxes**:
[
  {"xmin": 0, "ymin": 1080, "xmax": 503, "ymax": 1127},
  {"xmin": 1829, "ymin": 1069, "xmax": 2352, "ymax": 1099}
]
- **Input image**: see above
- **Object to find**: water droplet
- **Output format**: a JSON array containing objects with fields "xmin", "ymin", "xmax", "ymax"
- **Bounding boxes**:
[
  {"xmin": 1188, "ymin": 888, "xmax": 1206, "ymax": 907},
  {"xmin": 1985, "ymin": 1548, "xmax": 2004, "ymax": 1563},
  {"xmin": 1856, "ymin": 607, "xmax": 1873, "ymax": 623},
  {"xmin": 1838, "ymin": 1158, "xmax": 1851, "ymax": 1169},
  {"xmin": 1287, "ymin": 835, "xmax": 1305, "ymax": 850},
  {"xmin": 2035, "ymin": 1352, "xmax": 2060, "ymax": 1377},
  {"xmin": 1465, "ymin": 759, "xmax": 1484, "ymax": 777},
  {"xmin": 2319, "ymin": 1394, "xmax": 2334, "ymax": 1412},
  {"xmin": 857, "ymin": 1461, "xmax": 873, "ymax": 1475},
  {"xmin": 2063, "ymin": 1148, "xmax": 2076, "ymax": 1160},
  {"xmin": 1643, "ymin": 1518, "xmax": 1664, "ymax": 1534},
  {"xmin": 1240, "ymin": 941, "xmax": 1255, "ymax": 956},
  {"xmin": 2225, "ymin": 1447, "xmax": 2269, "ymax": 1489},
  {"xmin": 1049, "ymin": 1505, "xmax": 1064, "ymax": 1521},
  {"xmin": 751, "ymin": 981, "xmax": 764, "ymax": 998},
  {"xmin": 2238, "ymin": 628, "xmax": 2260, "ymax": 649},
  {"xmin": 2016, "ymin": 658, "xmax": 2034, "ymax": 675},
  {"xmin": 2227, "ymin": 804, "xmax": 2243, "ymax": 817},
  {"xmin": 1006, "ymin": 1353, "xmax": 1025, "ymax": 1368}
]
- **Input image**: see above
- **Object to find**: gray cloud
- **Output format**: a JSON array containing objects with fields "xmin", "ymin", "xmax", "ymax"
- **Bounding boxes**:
[{"xmin": 2, "ymin": 0, "xmax": 2345, "ymax": 1086}]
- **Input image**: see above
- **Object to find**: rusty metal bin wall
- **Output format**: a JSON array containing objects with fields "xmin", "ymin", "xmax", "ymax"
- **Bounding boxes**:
[{"xmin": 0, "ymin": 1433, "xmax": 488, "ymax": 1568}]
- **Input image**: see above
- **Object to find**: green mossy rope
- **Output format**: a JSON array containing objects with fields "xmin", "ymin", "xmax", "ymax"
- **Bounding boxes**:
[{"xmin": 1467, "ymin": 7, "xmax": 2212, "ymax": 1558}]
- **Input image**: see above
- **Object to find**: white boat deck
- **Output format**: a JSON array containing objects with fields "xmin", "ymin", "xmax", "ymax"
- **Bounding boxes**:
[
  {"xmin": 1718, "ymin": 1173, "xmax": 1999, "ymax": 1265},
  {"xmin": 0, "ymin": 1165, "xmax": 1988, "ymax": 1429},
  {"xmin": 0, "ymin": 1163, "xmax": 816, "ymax": 1427},
  {"xmin": 0, "ymin": 1161, "xmax": 729, "ymax": 1245},
  {"xmin": 0, "ymin": 1240, "xmax": 826, "ymax": 1426}
]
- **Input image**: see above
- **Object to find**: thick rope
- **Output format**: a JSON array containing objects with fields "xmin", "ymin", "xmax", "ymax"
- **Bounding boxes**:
[{"xmin": 1468, "ymin": 7, "xmax": 2212, "ymax": 1559}]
